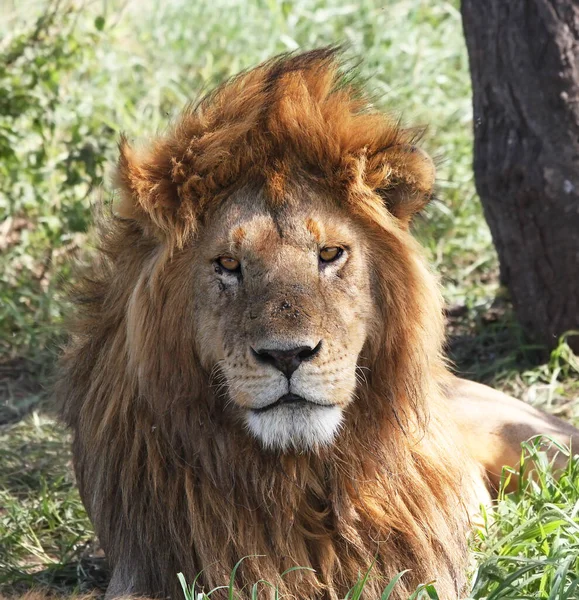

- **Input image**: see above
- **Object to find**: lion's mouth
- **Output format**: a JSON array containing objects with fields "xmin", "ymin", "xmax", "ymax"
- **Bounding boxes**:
[{"xmin": 252, "ymin": 393, "xmax": 334, "ymax": 413}]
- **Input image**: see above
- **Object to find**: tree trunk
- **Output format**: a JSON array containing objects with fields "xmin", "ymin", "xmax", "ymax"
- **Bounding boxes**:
[{"xmin": 461, "ymin": 0, "xmax": 579, "ymax": 352}]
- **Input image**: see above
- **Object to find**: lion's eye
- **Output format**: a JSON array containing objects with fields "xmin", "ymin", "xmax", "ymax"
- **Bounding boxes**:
[
  {"xmin": 319, "ymin": 247, "xmax": 343, "ymax": 263},
  {"xmin": 217, "ymin": 256, "xmax": 241, "ymax": 272}
]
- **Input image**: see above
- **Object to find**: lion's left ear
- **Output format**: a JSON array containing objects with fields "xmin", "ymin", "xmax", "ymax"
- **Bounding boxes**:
[{"xmin": 365, "ymin": 145, "xmax": 436, "ymax": 226}]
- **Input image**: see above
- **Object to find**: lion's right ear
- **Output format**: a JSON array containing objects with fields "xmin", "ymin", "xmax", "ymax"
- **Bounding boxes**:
[{"xmin": 115, "ymin": 136, "xmax": 194, "ymax": 245}]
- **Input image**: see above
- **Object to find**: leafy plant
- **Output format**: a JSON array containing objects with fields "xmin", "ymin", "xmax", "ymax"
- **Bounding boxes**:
[
  {"xmin": 470, "ymin": 437, "xmax": 579, "ymax": 599},
  {"xmin": 0, "ymin": 1, "xmax": 112, "ymax": 359}
]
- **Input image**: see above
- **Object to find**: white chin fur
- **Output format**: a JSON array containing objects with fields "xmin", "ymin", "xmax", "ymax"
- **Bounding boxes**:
[{"xmin": 245, "ymin": 404, "xmax": 343, "ymax": 452}]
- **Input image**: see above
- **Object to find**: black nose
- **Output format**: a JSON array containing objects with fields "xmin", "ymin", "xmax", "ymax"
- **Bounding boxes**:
[{"xmin": 252, "ymin": 341, "xmax": 322, "ymax": 378}]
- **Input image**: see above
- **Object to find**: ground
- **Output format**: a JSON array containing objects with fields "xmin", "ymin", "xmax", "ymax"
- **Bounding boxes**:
[{"xmin": 1, "ymin": 1, "xmax": 578, "ymax": 598}]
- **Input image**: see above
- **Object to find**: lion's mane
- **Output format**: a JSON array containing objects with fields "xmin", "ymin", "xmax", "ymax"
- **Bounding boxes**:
[{"xmin": 58, "ymin": 49, "xmax": 477, "ymax": 600}]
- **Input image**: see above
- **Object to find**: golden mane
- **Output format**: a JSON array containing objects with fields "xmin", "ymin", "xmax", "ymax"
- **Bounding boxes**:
[
  {"xmin": 116, "ymin": 47, "xmax": 435, "ymax": 244},
  {"xmin": 58, "ymin": 48, "xmax": 477, "ymax": 600}
]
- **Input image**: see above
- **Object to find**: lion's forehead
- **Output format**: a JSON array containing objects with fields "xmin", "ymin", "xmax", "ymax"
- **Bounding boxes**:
[{"xmin": 204, "ymin": 191, "xmax": 360, "ymax": 262}]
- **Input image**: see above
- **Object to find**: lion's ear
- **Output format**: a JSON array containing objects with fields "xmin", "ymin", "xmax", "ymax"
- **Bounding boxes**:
[
  {"xmin": 366, "ymin": 145, "xmax": 436, "ymax": 226},
  {"xmin": 114, "ymin": 136, "xmax": 193, "ymax": 245}
]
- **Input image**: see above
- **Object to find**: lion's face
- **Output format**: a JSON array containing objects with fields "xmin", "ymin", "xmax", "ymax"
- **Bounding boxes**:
[{"xmin": 192, "ymin": 187, "xmax": 374, "ymax": 451}]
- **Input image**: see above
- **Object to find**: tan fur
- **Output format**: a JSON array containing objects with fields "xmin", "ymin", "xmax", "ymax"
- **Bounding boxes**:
[
  {"xmin": 56, "ymin": 48, "xmax": 577, "ymax": 600},
  {"xmin": 448, "ymin": 378, "xmax": 578, "ymax": 492}
]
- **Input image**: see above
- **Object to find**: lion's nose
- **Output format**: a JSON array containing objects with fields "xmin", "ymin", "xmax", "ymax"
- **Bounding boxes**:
[{"xmin": 252, "ymin": 341, "xmax": 322, "ymax": 378}]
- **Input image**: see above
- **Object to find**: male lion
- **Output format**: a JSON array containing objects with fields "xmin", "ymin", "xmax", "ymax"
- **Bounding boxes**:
[{"xmin": 57, "ymin": 49, "xmax": 578, "ymax": 600}]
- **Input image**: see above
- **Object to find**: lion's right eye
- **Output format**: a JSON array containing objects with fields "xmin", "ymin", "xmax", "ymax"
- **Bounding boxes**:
[{"xmin": 217, "ymin": 256, "xmax": 241, "ymax": 272}]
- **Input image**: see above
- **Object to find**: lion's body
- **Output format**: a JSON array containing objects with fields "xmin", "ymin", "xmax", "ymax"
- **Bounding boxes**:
[{"xmin": 57, "ymin": 49, "xmax": 579, "ymax": 600}]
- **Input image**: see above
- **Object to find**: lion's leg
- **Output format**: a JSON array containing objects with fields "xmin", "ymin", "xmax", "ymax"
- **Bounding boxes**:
[{"xmin": 448, "ymin": 377, "xmax": 578, "ymax": 491}]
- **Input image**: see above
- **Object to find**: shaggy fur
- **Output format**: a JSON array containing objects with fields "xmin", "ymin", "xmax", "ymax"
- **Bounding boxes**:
[{"xmin": 57, "ymin": 48, "xmax": 480, "ymax": 600}]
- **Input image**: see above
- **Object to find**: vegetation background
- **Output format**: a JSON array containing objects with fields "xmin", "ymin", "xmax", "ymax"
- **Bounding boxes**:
[{"xmin": 0, "ymin": 0, "xmax": 578, "ymax": 597}]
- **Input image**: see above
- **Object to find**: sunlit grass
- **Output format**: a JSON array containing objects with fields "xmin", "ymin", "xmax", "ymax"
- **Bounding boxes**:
[{"xmin": 470, "ymin": 438, "xmax": 579, "ymax": 599}]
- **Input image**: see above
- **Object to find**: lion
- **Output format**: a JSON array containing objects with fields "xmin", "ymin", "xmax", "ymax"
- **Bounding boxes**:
[{"xmin": 57, "ymin": 48, "xmax": 579, "ymax": 600}]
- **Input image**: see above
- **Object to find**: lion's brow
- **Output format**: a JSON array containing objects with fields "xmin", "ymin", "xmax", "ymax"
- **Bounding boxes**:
[
  {"xmin": 231, "ymin": 226, "xmax": 246, "ymax": 245},
  {"xmin": 305, "ymin": 218, "xmax": 322, "ymax": 243}
]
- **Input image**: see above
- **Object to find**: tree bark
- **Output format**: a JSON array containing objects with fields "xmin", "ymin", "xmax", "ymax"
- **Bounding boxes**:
[{"xmin": 461, "ymin": 0, "xmax": 579, "ymax": 352}]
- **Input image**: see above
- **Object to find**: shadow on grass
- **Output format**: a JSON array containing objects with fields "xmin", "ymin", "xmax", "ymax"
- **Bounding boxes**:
[
  {"xmin": 0, "ymin": 357, "xmax": 51, "ymax": 426},
  {"xmin": 0, "ymin": 352, "xmax": 107, "ymax": 597},
  {"xmin": 446, "ymin": 296, "xmax": 548, "ymax": 387},
  {"xmin": 2, "ymin": 556, "xmax": 110, "ymax": 597}
]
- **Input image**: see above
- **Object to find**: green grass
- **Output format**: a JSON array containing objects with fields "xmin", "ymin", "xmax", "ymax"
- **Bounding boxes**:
[
  {"xmin": 0, "ymin": 415, "xmax": 98, "ymax": 594},
  {"xmin": 0, "ymin": 0, "xmax": 578, "ymax": 597},
  {"xmin": 470, "ymin": 438, "xmax": 579, "ymax": 599}
]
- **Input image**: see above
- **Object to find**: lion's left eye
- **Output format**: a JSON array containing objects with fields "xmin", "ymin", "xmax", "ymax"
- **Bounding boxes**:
[
  {"xmin": 319, "ymin": 247, "xmax": 343, "ymax": 263},
  {"xmin": 217, "ymin": 256, "xmax": 241, "ymax": 272}
]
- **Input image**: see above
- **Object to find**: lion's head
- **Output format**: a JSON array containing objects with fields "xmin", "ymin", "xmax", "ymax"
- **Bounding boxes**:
[
  {"xmin": 114, "ymin": 48, "xmax": 440, "ymax": 454},
  {"xmin": 59, "ymin": 49, "xmax": 475, "ymax": 600}
]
